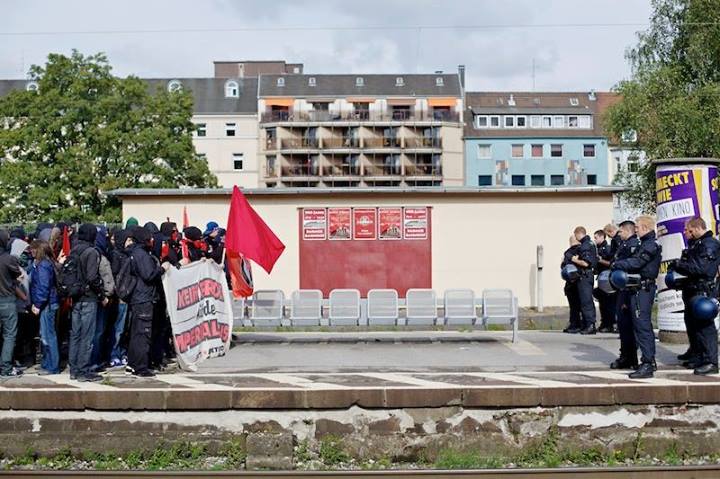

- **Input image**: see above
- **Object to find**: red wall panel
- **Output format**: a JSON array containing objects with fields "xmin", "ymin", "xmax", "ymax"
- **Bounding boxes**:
[{"xmin": 299, "ymin": 208, "xmax": 432, "ymax": 297}]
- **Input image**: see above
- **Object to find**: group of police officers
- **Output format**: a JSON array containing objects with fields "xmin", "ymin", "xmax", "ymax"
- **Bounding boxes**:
[{"xmin": 562, "ymin": 215, "xmax": 720, "ymax": 379}]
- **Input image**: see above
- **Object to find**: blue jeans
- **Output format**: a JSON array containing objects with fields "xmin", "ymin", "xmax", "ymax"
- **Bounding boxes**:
[
  {"xmin": 111, "ymin": 302, "xmax": 128, "ymax": 362},
  {"xmin": 39, "ymin": 303, "xmax": 60, "ymax": 373},
  {"xmin": 69, "ymin": 301, "xmax": 97, "ymax": 377},
  {"xmin": 91, "ymin": 304, "xmax": 107, "ymax": 367},
  {"xmin": 0, "ymin": 297, "xmax": 18, "ymax": 375}
]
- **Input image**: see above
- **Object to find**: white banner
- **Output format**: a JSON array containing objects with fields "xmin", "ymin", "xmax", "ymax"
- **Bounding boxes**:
[{"xmin": 162, "ymin": 259, "xmax": 233, "ymax": 371}]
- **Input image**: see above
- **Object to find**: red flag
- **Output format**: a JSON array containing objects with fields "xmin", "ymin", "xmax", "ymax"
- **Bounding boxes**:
[
  {"xmin": 227, "ymin": 251, "xmax": 254, "ymax": 298},
  {"xmin": 182, "ymin": 206, "xmax": 190, "ymax": 229},
  {"xmin": 62, "ymin": 227, "xmax": 71, "ymax": 257},
  {"xmin": 225, "ymin": 186, "xmax": 285, "ymax": 274}
]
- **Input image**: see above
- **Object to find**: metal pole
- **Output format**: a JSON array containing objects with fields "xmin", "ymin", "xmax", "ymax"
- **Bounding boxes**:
[{"xmin": 536, "ymin": 245, "xmax": 544, "ymax": 313}]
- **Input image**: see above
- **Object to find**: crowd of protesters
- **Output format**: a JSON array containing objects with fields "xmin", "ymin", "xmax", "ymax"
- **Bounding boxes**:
[{"xmin": 0, "ymin": 218, "xmax": 227, "ymax": 380}]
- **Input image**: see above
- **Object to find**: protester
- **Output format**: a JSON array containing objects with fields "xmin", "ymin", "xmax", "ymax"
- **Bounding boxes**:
[
  {"xmin": 29, "ymin": 240, "xmax": 60, "ymax": 375},
  {"xmin": 0, "ymin": 230, "xmax": 22, "ymax": 377},
  {"xmin": 204, "ymin": 221, "xmax": 225, "ymax": 265},
  {"xmin": 181, "ymin": 227, "xmax": 207, "ymax": 263},
  {"xmin": 159, "ymin": 222, "xmax": 181, "ymax": 266},
  {"xmin": 109, "ymin": 229, "xmax": 132, "ymax": 368},
  {"xmin": 90, "ymin": 226, "xmax": 115, "ymax": 371}
]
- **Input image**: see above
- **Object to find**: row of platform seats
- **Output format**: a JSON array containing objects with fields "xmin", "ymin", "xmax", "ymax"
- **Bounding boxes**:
[{"xmin": 232, "ymin": 288, "xmax": 519, "ymax": 342}]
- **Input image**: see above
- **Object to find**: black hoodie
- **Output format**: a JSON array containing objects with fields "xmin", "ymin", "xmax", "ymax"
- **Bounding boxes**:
[
  {"xmin": 0, "ymin": 230, "xmax": 21, "ymax": 298},
  {"xmin": 110, "ymin": 229, "xmax": 132, "ymax": 277},
  {"xmin": 72, "ymin": 223, "xmax": 103, "ymax": 302}
]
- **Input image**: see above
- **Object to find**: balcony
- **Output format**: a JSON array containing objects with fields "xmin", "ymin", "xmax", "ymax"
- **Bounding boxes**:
[
  {"xmin": 326, "ymin": 163, "xmax": 361, "ymax": 176},
  {"xmin": 364, "ymin": 137, "xmax": 401, "ymax": 148},
  {"xmin": 322, "ymin": 137, "xmax": 360, "ymax": 148},
  {"xmin": 280, "ymin": 138, "xmax": 319, "ymax": 149},
  {"xmin": 281, "ymin": 164, "xmax": 321, "ymax": 177},
  {"xmin": 405, "ymin": 137, "xmax": 442, "ymax": 149},
  {"xmin": 406, "ymin": 163, "xmax": 443, "ymax": 177},
  {"xmin": 260, "ymin": 109, "xmax": 460, "ymax": 124},
  {"xmin": 364, "ymin": 163, "xmax": 402, "ymax": 177}
]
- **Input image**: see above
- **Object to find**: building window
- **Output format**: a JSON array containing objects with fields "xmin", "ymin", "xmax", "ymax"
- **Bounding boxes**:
[
  {"xmin": 516, "ymin": 116, "xmax": 526, "ymax": 127},
  {"xmin": 266, "ymin": 156, "xmax": 276, "ymax": 176},
  {"xmin": 26, "ymin": 81, "xmax": 39, "ymax": 92},
  {"xmin": 553, "ymin": 116, "xmax": 564, "ymax": 128},
  {"xmin": 293, "ymin": 67, "xmax": 300, "ymax": 73},
  {"xmin": 196, "ymin": 123, "xmax": 207, "ymax": 137},
  {"xmin": 531, "ymin": 144, "xmax": 543, "ymax": 158},
  {"xmin": 622, "ymin": 129, "xmax": 638, "ymax": 142},
  {"xmin": 489, "ymin": 116, "xmax": 500, "ymax": 127},
  {"xmin": 395, "ymin": 77, "xmax": 405, "ymax": 86},
  {"xmin": 583, "ymin": 144, "xmax": 596, "ymax": 157},
  {"xmin": 435, "ymin": 77, "xmax": 444, "ymax": 86},
  {"xmin": 579, "ymin": 116, "xmax": 592, "ymax": 128},
  {"xmin": 550, "ymin": 144, "xmax": 563, "ymax": 157},
  {"xmin": 511, "ymin": 144, "xmax": 524, "ymax": 158},
  {"xmin": 477, "ymin": 144, "xmax": 492, "ymax": 159},
  {"xmin": 570, "ymin": 98, "xmax": 579, "ymax": 106},
  {"xmin": 233, "ymin": 153, "xmax": 244, "ymax": 170},
  {"xmin": 511, "ymin": 175, "xmax": 526, "ymax": 186},
  {"xmin": 505, "ymin": 116, "xmax": 515, "ymax": 128},
  {"xmin": 478, "ymin": 175, "xmax": 492, "ymax": 186},
  {"xmin": 551, "ymin": 175, "xmax": 564, "ymax": 186},
  {"xmin": 530, "ymin": 116, "xmax": 541, "ymax": 128},
  {"xmin": 531, "ymin": 175, "xmax": 545, "ymax": 186},
  {"xmin": 568, "ymin": 116, "xmax": 578, "ymax": 127},
  {"xmin": 587, "ymin": 174, "xmax": 597, "ymax": 185},
  {"xmin": 167, "ymin": 80, "xmax": 182, "ymax": 93},
  {"xmin": 224, "ymin": 80, "xmax": 239, "ymax": 98},
  {"xmin": 475, "ymin": 115, "xmax": 488, "ymax": 128},
  {"xmin": 308, "ymin": 77, "xmax": 316, "ymax": 87},
  {"xmin": 225, "ymin": 123, "xmax": 236, "ymax": 137},
  {"xmin": 542, "ymin": 116, "xmax": 552, "ymax": 128},
  {"xmin": 355, "ymin": 77, "xmax": 364, "ymax": 86}
]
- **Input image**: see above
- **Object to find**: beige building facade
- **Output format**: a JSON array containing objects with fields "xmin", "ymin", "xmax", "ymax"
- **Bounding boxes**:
[{"xmin": 113, "ymin": 187, "xmax": 621, "ymax": 307}]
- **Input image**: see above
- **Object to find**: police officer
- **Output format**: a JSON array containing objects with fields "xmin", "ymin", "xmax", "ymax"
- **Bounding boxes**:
[
  {"xmin": 569, "ymin": 226, "xmax": 598, "ymax": 334},
  {"xmin": 562, "ymin": 235, "xmax": 582, "ymax": 333},
  {"xmin": 670, "ymin": 217, "xmax": 720, "ymax": 375},
  {"xmin": 610, "ymin": 221, "xmax": 640, "ymax": 370},
  {"xmin": 611, "ymin": 215, "xmax": 662, "ymax": 378},
  {"xmin": 593, "ymin": 229, "xmax": 615, "ymax": 332},
  {"xmin": 604, "ymin": 223, "xmax": 621, "ymax": 259}
]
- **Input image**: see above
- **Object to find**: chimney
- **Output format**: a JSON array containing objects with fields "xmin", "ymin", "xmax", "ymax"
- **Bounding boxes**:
[
  {"xmin": 458, "ymin": 65, "xmax": 466, "ymax": 88},
  {"xmin": 588, "ymin": 89, "xmax": 597, "ymax": 101}
]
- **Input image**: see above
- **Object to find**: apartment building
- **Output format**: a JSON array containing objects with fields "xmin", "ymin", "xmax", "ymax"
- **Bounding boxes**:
[
  {"xmin": 256, "ymin": 72, "xmax": 465, "ymax": 188},
  {"xmin": 213, "ymin": 60, "xmax": 303, "ymax": 78},
  {"xmin": 464, "ymin": 92, "xmax": 611, "ymax": 187}
]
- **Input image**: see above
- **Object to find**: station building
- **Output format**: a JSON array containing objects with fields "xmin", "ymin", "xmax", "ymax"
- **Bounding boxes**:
[{"xmin": 111, "ymin": 186, "xmax": 621, "ymax": 307}]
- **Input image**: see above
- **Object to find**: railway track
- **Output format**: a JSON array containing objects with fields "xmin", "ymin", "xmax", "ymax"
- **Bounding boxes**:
[{"xmin": 3, "ymin": 466, "xmax": 720, "ymax": 478}]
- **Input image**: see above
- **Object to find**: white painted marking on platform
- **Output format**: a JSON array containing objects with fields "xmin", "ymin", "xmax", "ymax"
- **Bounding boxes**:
[
  {"xmin": 500, "ymin": 339, "xmax": 546, "ymax": 356},
  {"xmin": 361, "ymin": 373, "xmax": 458, "ymax": 388}
]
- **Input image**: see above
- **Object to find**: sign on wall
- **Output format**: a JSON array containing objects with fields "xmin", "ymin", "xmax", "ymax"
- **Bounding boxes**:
[
  {"xmin": 379, "ymin": 207, "xmax": 402, "ymax": 240},
  {"xmin": 328, "ymin": 207, "xmax": 352, "ymax": 240},
  {"xmin": 353, "ymin": 208, "xmax": 377, "ymax": 240},
  {"xmin": 302, "ymin": 208, "xmax": 327, "ymax": 240},
  {"xmin": 403, "ymin": 207, "xmax": 428, "ymax": 240}
]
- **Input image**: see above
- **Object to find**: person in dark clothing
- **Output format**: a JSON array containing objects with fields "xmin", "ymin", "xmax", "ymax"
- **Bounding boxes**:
[
  {"xmin": 144, "ymin": 222, "xmax": 163, "ymax": 261},
  {"xmin": 29, "ymin": 240, "xmax": 60, "ymax": 374},
  {"xmin": 610, "ymin": 221, "xmax": 641, "ymax": 371},
  {"xmin": 203, "ymin": 221, "xmax": 225, "ymax": 265},
  {"xmin": 568, "ymin": 226, "xmax": 598, "ymax": 335},
  {"xmin": 67, "ymin": 224, "xmax": 105, "ymax": 382},
  {"xmin": 159, "ymin": 222, "xmax": 181, "ymax": 267},
  {"xmin": 612, "ymin": 215, "xmax": 662, "ymax": 379},
  {"xmin": 671, "ymin": 217, "xmax": 720, "ymax": 375},
  {"xmin": 0, "ymin": 230, "xmax": 23, "ymax": 377},
  {"xmin": 562, "ymin": 235, "xmax": 582, "ymax": 333},
  {"xmin": 127, "ymin": 227, "xmax": 169, "ymax": 377},
  {"xmin": 181, "ymin": 227, "xmax": 207, "ymax": 264},
  {"xmin": 593, "ymin": 229, "xmax": 616, "ymax": 332},
  {"xmin": 108, "ymin": 229, "xmax": 133, "ymax": 367}
]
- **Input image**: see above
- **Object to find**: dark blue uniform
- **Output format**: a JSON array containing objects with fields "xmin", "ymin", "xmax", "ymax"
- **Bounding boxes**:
[
  {"xmin": 613, "ymin": 231, "xmax": 661, "ymax": 367},
  {"xmin": 562, "ymin": 244, "xmax": 581, "ymax": 330},
  {"xmin": 673, "ymin": 231, "xmax": 720, "ymax": 368},
  {"xmin": 576, "ymin": 236, "xmax": 598, "ymax": 330},
  {"xmin": 594, "ymin": 240, "xmax": 616, "ymax": 330},
  {"xmin": 613, "ymin": 234, "xmax": 640, "ymax": 363}
]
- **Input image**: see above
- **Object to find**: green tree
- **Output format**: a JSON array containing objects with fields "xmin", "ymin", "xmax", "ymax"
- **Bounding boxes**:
[
  {"xmin": 605, "ymin": 0, "xmax": 720, "ymax": 212},
  {"xmin": 0, "ymin": 50, "xmax": 217, "ymax": 223}
]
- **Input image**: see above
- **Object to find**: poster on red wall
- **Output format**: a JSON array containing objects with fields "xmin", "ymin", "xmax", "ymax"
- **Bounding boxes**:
[
  {"xmin": 353, "ymin": 208, "xmax": 377, "ymax": 240},
  {"xmin": 302, "ymin": 208, "xmax": 327, "ymax": 240},
  {"xmin": 378, "ymin": 208, "xmax": 402, "ymax": 240},
  {"xmin": 403, "ymin": 207, "xmax": 428, "ymax": 240},
  {"xmin": 328, "ymin": 207, "xmax": 352, "ymax": 240}
]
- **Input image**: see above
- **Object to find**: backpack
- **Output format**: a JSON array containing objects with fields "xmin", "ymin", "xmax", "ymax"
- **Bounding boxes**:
[
  {"xmin": 115, "ymin": 255, "xmax": 137, "ymax": 303},
  {"xmin": 57, "ymin": 248, "xmax": 87, "ymax": 299}
]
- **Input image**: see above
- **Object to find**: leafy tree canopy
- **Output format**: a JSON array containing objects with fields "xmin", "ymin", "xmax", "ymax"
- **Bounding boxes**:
[
  {"xmin": 604, "ymin": 0, "xmax": 720, "ymax": 212},
  {"xmin": 0, "ymin": 50, "xmax": 217, "ymax": 224}
]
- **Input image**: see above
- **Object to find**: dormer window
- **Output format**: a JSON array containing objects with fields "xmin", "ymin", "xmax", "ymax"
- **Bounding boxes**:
[
  {"xmin": 167, "ymin": 80, "xmax": 182, "ymax": 93},
  {"xmin": 224, "ymin": 80, "xmax": 239, "ymax": 98},
  {"xmin": 435, "ymin": 77, "xmax": 444, "ymax": 86},
  {"xmin": 355, "ymin": 77, "xmax": 364, "ymax": 86},
  {"xmin": 508, "ymin": 94, "xmax": 516, "ymax": 106},
  {"xmin": 569, "ymin": 98, "xmax": 579, "ymax": 106},
  {"xmin": 308, "ymin": 77, "xmax": 316, "ymax": 87},
  {"xmin": 25, "ymin": 81, "xmax": 39, "ymax": 92},
  {"xmin": 395, "ymin": 77, "xmax": 405, "ymax": 86},
  {"xmin": 276, "ymin": 77, "xmax": 285, "ymax": 87}
]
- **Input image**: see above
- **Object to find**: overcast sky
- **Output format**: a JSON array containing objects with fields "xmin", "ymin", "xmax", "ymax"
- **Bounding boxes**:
[{"xmin": 2, "ymin": 0, "xmax": 652, "ymax": 91}]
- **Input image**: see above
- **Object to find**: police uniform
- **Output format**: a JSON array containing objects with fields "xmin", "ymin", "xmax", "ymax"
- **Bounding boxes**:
[
  {"xmin": 672, "ymin": 230, "xmax": 720, "ymax": 371},
  {"xmin": 594, "ymin": 239, "xmax": 616, "ymax": 331},
  {"xmin": 562, "ymin": 244, "xmax": 581, "ymax": 332},
  {"xmin": 611, "ymin": 234, "xmax": 640, "ymax": 366},
  {"xmin": 612, "ymin": 230, "xmax": 662, "ymax": 377},
  {"xmin": 575, "ymin": 235, "xmax": 598, "ymax": 333}
]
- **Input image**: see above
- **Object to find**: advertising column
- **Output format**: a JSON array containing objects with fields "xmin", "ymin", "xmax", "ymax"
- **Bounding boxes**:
[{"xmin": 655, "ymin": 160, "xmax": 719, "ymax": 342}]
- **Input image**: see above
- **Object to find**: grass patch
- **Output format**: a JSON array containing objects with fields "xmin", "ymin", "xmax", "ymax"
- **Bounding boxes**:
[{"xmin": 319, "ymin": 435, "xmax": 350, "ymax": 466}]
